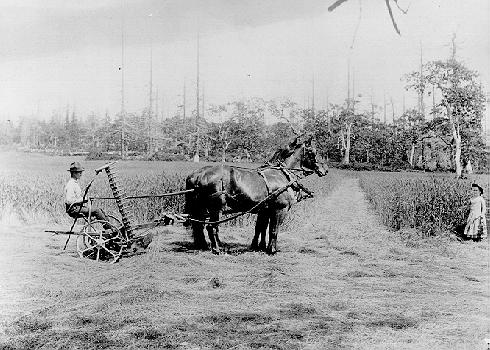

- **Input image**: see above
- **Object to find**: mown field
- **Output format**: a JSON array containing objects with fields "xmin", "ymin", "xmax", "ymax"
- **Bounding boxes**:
[{"xmin": 0, "ymin": 151, "xmax": 489, "ymax": 349}]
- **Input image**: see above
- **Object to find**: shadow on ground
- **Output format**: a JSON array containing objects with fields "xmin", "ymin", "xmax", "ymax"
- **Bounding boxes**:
[{"xmin": 168, "ymin": 240, "xmax": 251, "ymax": 255}]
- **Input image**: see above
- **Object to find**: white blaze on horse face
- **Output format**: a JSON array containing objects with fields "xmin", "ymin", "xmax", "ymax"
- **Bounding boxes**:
[{"xmin": 287, "ymin": 187, "xmax": 297, "ymax": 203}]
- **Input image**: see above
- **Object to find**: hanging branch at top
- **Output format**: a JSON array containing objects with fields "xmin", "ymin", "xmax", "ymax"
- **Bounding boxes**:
[
  {"xmin": 328, "ymin": 0, "xmax": 408, "ymax": 35},
  {"xmin": 393, "ymin": 0, "xmax": 410, "ymax": 14},
  {"xmin": 327, "ymin": 0, "xmax": 349, "ymax": 11},
  {"xmin": 384, "ymin": 0, "xmax": 400, "ymax": 35}
]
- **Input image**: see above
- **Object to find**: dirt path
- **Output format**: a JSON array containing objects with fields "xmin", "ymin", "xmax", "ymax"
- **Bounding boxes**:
[{"xmin": 280, "ymin": 176, "xmax": 490, "ymax": 349}]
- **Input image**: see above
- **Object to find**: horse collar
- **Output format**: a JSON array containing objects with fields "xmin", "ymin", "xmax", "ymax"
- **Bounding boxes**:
[
  {"xmin": 257, "ymin": 169, "xmax": 272, "ymax": 194},
  {"xmin": 280, "ymin": 167, "xmax": 296, "ymax": 182}
]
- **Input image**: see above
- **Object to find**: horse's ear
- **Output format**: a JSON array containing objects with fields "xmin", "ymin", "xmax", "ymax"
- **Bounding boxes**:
[
  {"xmin": 304, "ymin": 134, "xmax": 313, "ymax": 147},
  {"xmin": 288, "ymin": 137, "xmax": 299, "ymax": 149},
  {"xmin": 310, "ymin": 138, "xmax": 317, "ymax": 149}
]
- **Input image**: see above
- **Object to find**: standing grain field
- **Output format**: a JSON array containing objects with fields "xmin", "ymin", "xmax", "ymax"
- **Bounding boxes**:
[
  {"xmin": 0, "ymin": 152, "xmax": 207, "ymax": 226},
  {"xmin": 358, "ymin": 171, "xmax": 490, "ymax": 237}
]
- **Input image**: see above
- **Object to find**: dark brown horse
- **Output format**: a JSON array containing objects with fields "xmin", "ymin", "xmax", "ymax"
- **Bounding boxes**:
[{"xmin": 184, "ymin": 136, "xmax": 328, "ymax": 255}]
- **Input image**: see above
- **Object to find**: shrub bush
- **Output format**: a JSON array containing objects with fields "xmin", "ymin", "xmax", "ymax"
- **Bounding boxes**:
[
  {"xmin": 86, "ymin": 150, "xmax": 121, "ymax": 161},
  {"xmin": 148, "ymin": 152, "xmax": 187, "ymax": 161}
]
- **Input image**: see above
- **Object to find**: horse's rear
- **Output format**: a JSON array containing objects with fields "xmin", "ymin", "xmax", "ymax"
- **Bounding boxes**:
[{"xmin": 185, "ymin": 165, "xmax": 228, "ymax": 250}]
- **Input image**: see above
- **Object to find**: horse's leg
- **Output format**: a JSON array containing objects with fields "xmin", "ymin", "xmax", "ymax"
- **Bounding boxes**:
[
  {"xmin": 192, "ymin": 220, "xmax": 208, "ymax": 250},
  {"xmin": 267, "ymin": 208, "xmax": 288, "ymax": 255},
  {"xmin": 214, "ymin": 225, "xmax": 222, "ymax": 246},
  {"xmin": 259, "ymin": 212, "xmax": 269, "ymax": 252},
  {"xmin": 187, "ymin": 192, "xmax": 208, "ymax": 250},
  {"xmin": 251, "ymin": 211, "xmax": 269, "ymax": 251},
  {"xmin": 206, "ymin": 211, "xmax": 221, "ymax": 255}
]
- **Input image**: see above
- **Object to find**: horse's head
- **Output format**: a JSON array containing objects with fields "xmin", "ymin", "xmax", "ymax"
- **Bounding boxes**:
[
  {"xmin": 299, "ymin": 136, "xmax": 328, "ymax": 177},
  {"xmin": 281, "ymin": 136, "xmax": 328, "ymax": 177}
]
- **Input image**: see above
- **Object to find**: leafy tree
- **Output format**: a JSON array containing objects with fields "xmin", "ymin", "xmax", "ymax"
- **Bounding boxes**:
[
  {"xmin": 329, "ymin": 99, "xmax": 368, "ymax": 165},
  {"xmin": 226, "ymin": 99, "xmax": 268, "ymax": 161},
  {"xmin": 395, "ymin": 108, "xmax": 425, "ymax": 167},
  {"xmin": 349, "ymin": 116, "xmax": 374, "ymax": 163},
  {"xmin": 205, "ymin": 104, "xmax": 231, "ymax": 161},
  {"xmin": 407, "ymin": 59, "xmax": 486, "ymax": 176},
  {"xmin": 301, "ymin": 109, "xmax": 329, "ymax": 153}
]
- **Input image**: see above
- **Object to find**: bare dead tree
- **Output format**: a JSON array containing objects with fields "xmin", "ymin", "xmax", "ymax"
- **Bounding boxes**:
[{"xmin": 328, "ymin": 0, "xmax": 409, "ymax": 35}]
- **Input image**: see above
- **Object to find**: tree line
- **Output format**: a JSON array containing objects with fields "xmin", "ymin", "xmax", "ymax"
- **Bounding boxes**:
[{"xmin": 1, "ymin": 57, "xmax": 487, "ymax": 175}]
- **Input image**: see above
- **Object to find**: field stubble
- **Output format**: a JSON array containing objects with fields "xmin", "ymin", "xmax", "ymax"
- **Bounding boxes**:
[{"xmin": 0, "ymin": 152, "xmax": 489, "ymax": 349}]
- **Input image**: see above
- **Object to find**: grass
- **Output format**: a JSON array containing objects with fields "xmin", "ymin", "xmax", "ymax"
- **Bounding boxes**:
[
  {"xmin": 0, "ymin": 151, "xmax": 269, "ymax": 229},
  {"xmin": 0, "ymin": 151, "xmax": 341, "ymax": 230},
  {"xmin": 0, "ymin": 151, "xmax": 203, "ymax": 226},
  {"xmin": 0, "ymin": 152, "xmax": 489, "ymax": 349},
  {"xmin": 358, "ymin": 171, "xmax": 490, "ymax": 237}
]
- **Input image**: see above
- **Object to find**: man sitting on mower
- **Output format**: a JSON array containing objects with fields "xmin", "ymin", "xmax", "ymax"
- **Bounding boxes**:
[{"xmin": 65, "ymin": 162, "xmax": 112, "ymax": 230}]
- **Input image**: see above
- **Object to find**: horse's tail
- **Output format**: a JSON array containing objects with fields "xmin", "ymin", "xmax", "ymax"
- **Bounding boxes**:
[
  {"xmin": 183, "ymin": 174, "xmax": 199, "ymax": 227},
  {"xmin": 183, "ymin": 173, "xmax": 208, "ymax": 249}
]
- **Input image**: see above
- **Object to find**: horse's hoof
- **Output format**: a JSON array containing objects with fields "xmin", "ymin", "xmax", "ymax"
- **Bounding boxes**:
[
  {"xmin": 212, "ymin": 249, "xmax": 220, "ymax": 255},
  {"xmin": 250, "ymin": 244, "xmax": 260, "ymax": 252},
  {"xmin": 195, "ymin": 243, "xmax": 209, "ymax": 251},
  {"xmin": 267, "ymin": 247, "xmax": 277, "ymax": 255}
]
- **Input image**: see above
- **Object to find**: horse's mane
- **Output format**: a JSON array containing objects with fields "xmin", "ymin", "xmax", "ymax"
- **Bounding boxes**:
[
  {"xmin": 264, "ymin": 139, "xmax": 301, "ymax": 166},
  {"xmin": 267, "ymin": 148, "xmax": 292, "ymax": 165}
]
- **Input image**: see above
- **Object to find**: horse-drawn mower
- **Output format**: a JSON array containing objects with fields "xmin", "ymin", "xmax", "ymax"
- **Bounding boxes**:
[{"xmin": 46, "ymin": 161, "xmax": 190, "ymax": 263}]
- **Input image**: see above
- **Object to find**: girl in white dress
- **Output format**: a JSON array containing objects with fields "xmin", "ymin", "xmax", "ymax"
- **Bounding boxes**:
[{"xmin": 464, "ymin": 183, "xmax": 487, "ymax": 241}]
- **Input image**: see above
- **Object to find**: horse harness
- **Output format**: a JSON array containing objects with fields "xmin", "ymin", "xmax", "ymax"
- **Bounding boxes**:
[
  {"xmin": 205, "ymin": 144, "xmax": 317, "ymax": 207},
  {"xmin": 207, "ymin": 162, "xmax": 313, "ymax": 206},
  {"xmin": 258, "ymin": 163, "xmax": 314, "ymax": 201},
  {"xmin": 186, "ymin": 147, "xmax": 317, "ymax": 225}
]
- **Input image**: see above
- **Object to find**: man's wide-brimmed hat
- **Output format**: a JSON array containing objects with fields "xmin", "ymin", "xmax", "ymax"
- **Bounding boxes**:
[{"xmin": 68, "ymin": 162, "xmax": 84, "ymax": 172}]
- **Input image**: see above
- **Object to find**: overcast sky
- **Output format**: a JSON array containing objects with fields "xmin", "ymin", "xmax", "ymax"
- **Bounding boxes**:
[{"xmin": 1, "ymin": 0, "xmax": 489, "ymax": 128}]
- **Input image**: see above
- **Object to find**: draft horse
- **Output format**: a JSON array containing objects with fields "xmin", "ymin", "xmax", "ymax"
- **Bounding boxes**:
[{"xmin": 184, "ymin": 135, "xmax": 328, "ymax": 255}]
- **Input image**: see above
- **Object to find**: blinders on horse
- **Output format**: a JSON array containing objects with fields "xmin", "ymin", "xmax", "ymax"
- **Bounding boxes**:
[{"xmin": 298, "ymin": 141, "xmax": 327, "ymax": 177}]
